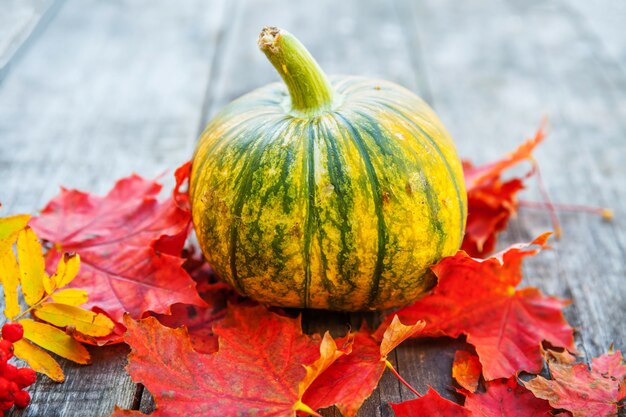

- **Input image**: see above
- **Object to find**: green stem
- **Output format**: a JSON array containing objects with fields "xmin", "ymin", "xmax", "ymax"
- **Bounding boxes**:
[{"xmin": 258, "ymin": 26, "xmax": 334, "ymax": 116}]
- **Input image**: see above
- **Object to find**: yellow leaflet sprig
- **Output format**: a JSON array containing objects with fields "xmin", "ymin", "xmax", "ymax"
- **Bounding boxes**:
[{"xmin": 0, "ymin": 219, "xmax": 115, "ymax": 382}]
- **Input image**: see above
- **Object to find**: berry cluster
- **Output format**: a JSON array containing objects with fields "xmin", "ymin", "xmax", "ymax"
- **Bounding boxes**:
[{"xmin": 0, "ymin": 322, "xmax": 35, "ymax": 411}]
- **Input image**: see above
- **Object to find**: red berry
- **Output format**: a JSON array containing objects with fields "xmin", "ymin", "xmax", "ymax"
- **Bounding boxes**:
[
  {"xmin": 7, "ymin": 381, "xmax": 18, "ymax": 399},
  {"xmin": 1, "ymin": 323, "xmax": 23, "ymax": 343},
  {"xmin": 0, "ymin": 351, "xmax": 7, "ymax": 368},
  {"xmin": 0, "ymin": 400, "xmax": 14, "ymax": 410},
  {"xmin": 0, "ymin": 340, "xmax": 13, "ymax": 358},
  {"xmin": 0, "ymin": 378, "xmax": 11, "ymax": 400},
  {"xmin": 13, "ymin": 390, "xmax": 30, "ymax": 408},
  {"xmin": 2, "ymin": 364, "xmax": 17, "ymax": 381},
  {"xmin": 15, "ymin": 368, "xmax": 36, "ymax": 389}
]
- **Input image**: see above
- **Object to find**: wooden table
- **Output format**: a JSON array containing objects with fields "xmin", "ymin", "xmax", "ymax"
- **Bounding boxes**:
[{"xmin": 1, "ymin": 1, "xmax": 625, "ymax": 416}]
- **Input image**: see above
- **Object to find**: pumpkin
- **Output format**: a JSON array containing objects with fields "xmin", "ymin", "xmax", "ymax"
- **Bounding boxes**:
[{"xmin": 190, "ymin": 27, "xmax": 467, "ymax": 311}]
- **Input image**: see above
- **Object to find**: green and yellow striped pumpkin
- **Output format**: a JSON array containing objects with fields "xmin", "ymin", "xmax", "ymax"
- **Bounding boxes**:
[{"xmin": 190, "ymin": 27, "xmax": 467, "ymax": 311}]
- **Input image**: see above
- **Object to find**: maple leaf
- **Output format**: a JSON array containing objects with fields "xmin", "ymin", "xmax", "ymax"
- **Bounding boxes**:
[
  {"xmin": 148, "ymin": 248, "xmax": 241, "ymax": 353},
  {"xmin": 30, "ymin": 170, "xmax": 206, "ymax": 322},
  {"xmin": 149, "ymin": 281, "xmax": 235, "ymax": 354},
  {"xmin": 172, "ymin": 160, "xmax": 192, "ymax": 212},
  {"xmin": 380, "ymin": 233, "xmax": 575, "ymax": 380},
  {"xmin": 462, "ymin": 126, "xmax": 545, "ymax": 257},
  {"xmin": 463, "ymin": 377, "xmax": 553, "ymax": 416},
  {"xmin": 462, "ymin": 178, "xmax": 525, "ymax": 258},
  {"xmin": 390, "ymin": 387, "xmax": 471, "ymax": 417},
  {"xmin": 452, "ymin": 351, "xmax": 482, "ymax": 392},
  {"xmin": 302, "ymin": 316, "xmax": 424, "ymax": 416},
  {"xmin": 524, "ymin": 350, "xmax": 626, "ymax": 417},
  {"xmin": 112, "ymin": 304, "xmax": 350, "ymax": 417}
]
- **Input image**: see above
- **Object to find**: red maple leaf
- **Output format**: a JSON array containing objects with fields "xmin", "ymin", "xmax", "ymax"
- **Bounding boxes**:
[
  {"xmin": 462, "ymin": 127, "xmax": 545, "ymax": 257},
  {"xmin": 302, "ymin": 316, "xmax": 424, "ymax": 416},
  {"xmin": 524, "ymin": 350, "xmax": 626, "ymax": 417},
  {"xmin": 30, "ymin": 170, "xmax": 205, "ymax": 322},
  {"xmin": 452, "ymin": 351, "xmax": 482, "ymax": 392},
  {"xmin": 380, "ymin": 234, "xmax": 575, "ymax": 380},
  {"xmin": 149, "ymin": 281, "xmax": 236, "ymax": 354},
  {"xmin": 463, "ymin": 377, "xmax": 553, "ymax": 416},
  {"xmin": 172, "ymin": 160, "xmax": 192, "ymax": 212},
  {"xmin": 390, "ymin": 388, "xmax": 471, "ymax": 417},
  {"xmin": 111, "ymin": 304, "xmax": 349, "ymax": 417}
]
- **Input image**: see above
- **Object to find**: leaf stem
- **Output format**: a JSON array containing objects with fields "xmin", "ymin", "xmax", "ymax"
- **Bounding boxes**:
[
  {"xmin": 13, "ymin": 292, "xmax": 52, "ymax": 321},
  {"xmin": 529, "ymin": 159, "xmax": 562, "ymax": 238},
  {"xmin": 518, "ymin": 200, "xmax": 613, "ymax": 220},
  {"xmin": 385, "ymin": 360, "xmax": 421, "ymax": 398},
  {"xmin": 294, "ymin": 400, "xmax": 322, "ymax": 417}
]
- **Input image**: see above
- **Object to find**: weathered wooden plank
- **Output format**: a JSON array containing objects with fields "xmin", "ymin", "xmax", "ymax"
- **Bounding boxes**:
[
  {"xmin": 9, "ymin": 345, "xmax": 135, "ymax": 417},
  {"xmin": 564, "ymin": 0, "xmax": 626, "ymax": 75},
  {"xmin": 0, "ymin": 0, "xmax": 56, "ymax": 74},
  {"xmin": 0, "ymin": 0, "xmax": 228, "ymax": 415},
  {"xmin": 403, "ymin": 0, "xmax": 626, "ymax": 366},
  {"xmin": 1, "ymin": 0, "xmax": 624, "ymax": 416}
]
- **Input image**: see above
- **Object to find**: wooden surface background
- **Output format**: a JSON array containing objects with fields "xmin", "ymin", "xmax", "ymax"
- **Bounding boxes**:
[{"xmin": 1, "ymin": 0, "xmax": 625, "ymax": 416}]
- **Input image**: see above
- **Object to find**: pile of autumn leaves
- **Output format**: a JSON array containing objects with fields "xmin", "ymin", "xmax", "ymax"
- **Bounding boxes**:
[{"xmin": 0, "ymin": 127, "xmax": 624, "ymax": 417}]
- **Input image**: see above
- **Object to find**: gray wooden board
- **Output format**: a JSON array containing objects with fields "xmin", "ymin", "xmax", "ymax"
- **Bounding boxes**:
[
  {"xmin": 1, "ymin": 0, "xmax": 625, "ymax": 416},
  {"xmin": 0, "ymin": 0, "xmax": 55, "ymax": 73},
  {"xmin": 0, "ymin": 0, "xmax": 227, "ymax": 415}
]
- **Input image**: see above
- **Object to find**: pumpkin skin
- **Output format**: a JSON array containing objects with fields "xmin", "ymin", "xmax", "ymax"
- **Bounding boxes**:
[{"xmin": 190, "ymin": 28, "xmax": 467, "ymax": 311}]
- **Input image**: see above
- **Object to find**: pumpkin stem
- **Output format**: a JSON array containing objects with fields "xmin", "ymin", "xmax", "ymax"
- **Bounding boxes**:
[{"xmin": 258, "ymin": 27, "xmax": 334, "ymax": 116}]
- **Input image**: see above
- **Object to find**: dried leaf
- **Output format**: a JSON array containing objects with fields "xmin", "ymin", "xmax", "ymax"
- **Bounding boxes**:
[
  {"xmin": 390, "ymin": 387, "xmax": 471, "ymax": 417},
  {"xmin": 30, "ymin": 172, "xmax": 204, "ymax": 321},
  {"xmin": 13, "ymin": 339, "xmax": 65, "ymax": 382},
  {"xmin": 50, "ymin": 252, "xmax": 80, "ymax": 289},
  {"xmin": 20, "ymin": 318, "xmax": 91, "ymax": 364},
  {"xmin": 114, "ymin": 304, "xmax": 348, "ymax": 417},
  {"xmin": 463, "ymin": 377, "xmax": 553, "ymax": 416},
  {"xmin": 0, "ymin": 213, "xmax": 30, "ymax": 254},
  {"xmin": 33, "ymin": 303, "xmax": 115, "ymax": 337},
  {"xmin": 462, "ymin": 127, "xmax": 545, "ymax": 257},
  {"xmin": 16, "ymin": 227, "xmax": 46, "ymax": 305},
  {"xmin": 462, "ymin": 178, "xmax": 524, "ymax": 257},
  {"xmin": 50, "ymin": 288, "xmax": 89, "ymax": 306},
  {"xmin": 593, "ymin": 350, "xmax": 626, "ymax": 387},
  {"xmin": 109, "ymin": 408, "xmax": 145, "ymax": 417},
  {"xmin": 67, "ymin": 308, "xmax": 126, "ymax": 346},
  {"xmin": 149, "ymin": 281, "xmax": 234, "ymax": 353},
  {"xmin": 380, "ymin": 234, "xmax": 575, "ymax": 380},
  {"xmin": 380, "ymin": 316, "xmax": 425, "ymax": 357},
  {"xmin": 452, "ymin": 351, "xmax": 481, "ymax": 392},
  {"xmin": 464, "ymin": 127, "xmax": 545, "ymax": 189},
  {"xmin": 0, "ymin": 249, "xmax": 21, "ymax": 319},
  {"xmin": 303, "ymin": 317, "xmax": 424, "ymax": 416},
  {"xmin": 524, "ymin": 350, "xmax": 626, "ymax": 417},
  {"xmin": 173, "ymin": 160, "xmax": 192, "ymax": 211}
]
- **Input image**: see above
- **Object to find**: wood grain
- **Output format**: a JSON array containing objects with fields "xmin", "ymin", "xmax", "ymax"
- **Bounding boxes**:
[
  {"xmin": 0, "ymin": 0, "xmax": 227, "ymax": 415},
  {"xmin": 0, "ymin": 0, "xmax": 56, "ymax": 75},
  {"xmin": 0, "ymin": 0, "xmax": 624, "ymax": 415}
]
